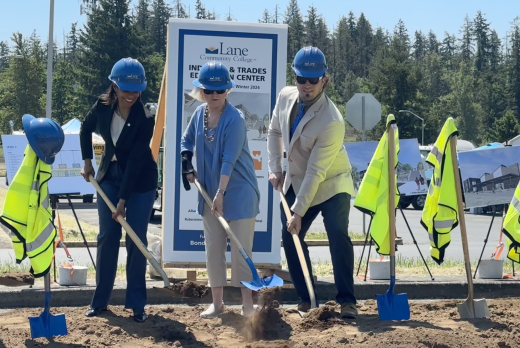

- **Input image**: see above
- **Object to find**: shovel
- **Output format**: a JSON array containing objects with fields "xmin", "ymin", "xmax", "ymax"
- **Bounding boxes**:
[
  {"xmin": 376, "ymin": 121, "xmax": 410, "ymax": 321},
  {"xmin": 193, "ymin": 179, "xmax": 283, "ymax": 291},
  {"xmin": 449, "ymin": 136, "xmax": 490, "ymax": 319},
  {"xmin": 29, "ymin": 273, "xmax": 68, "ymax": 339},
  {"xmin": 88, "ymin": 175, "xmax": 185, "ymax": 297},
  {"xmin": 278, "ymin": 189, "xmax": 317, "ymax": 309}
]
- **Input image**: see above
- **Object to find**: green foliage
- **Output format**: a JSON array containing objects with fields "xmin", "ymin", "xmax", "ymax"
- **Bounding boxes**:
[{"xmin": 0, "ymin": 1, "xmax": 518, "ymax": 146}]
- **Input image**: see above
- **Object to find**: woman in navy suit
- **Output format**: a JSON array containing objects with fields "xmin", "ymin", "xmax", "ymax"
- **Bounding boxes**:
[{"xmin": 80, "ymin": 57, "xmax": 157, "ymax": 323}]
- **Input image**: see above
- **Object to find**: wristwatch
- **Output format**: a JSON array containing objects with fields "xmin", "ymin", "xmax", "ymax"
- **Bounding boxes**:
[{"xmin": 217, "ymin": 188, "xmax": 226, "ymax": 196}]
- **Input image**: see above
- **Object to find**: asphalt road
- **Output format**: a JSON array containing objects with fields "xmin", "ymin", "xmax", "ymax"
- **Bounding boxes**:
[{"xmin": 0, "ymin": 177, "xmax": 505, "ymax": 268}]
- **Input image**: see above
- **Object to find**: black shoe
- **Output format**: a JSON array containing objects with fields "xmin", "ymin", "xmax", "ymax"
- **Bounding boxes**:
[
  {"xmin": 133, "ymin": 312, "xmax": 148, "ymax": 323},
  {"xmin": 85, "ymin": 307, "xmax": 107, "ymax": 317}
]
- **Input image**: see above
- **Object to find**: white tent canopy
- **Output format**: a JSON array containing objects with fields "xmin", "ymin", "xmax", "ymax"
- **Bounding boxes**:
[{"xmin": 61, "ymin": 118, "xmax": 104, "ymax": 144}]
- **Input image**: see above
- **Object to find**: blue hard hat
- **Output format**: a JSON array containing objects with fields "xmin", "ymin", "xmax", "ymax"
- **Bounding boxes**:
[
  {"xmin": 193, "ymin": 62, "xmax": 235, "ymax": 90},
  {"xmin": 291, "ymin": 46, "xmax": 328, "ymax": 78},
  {"xmin": 22, "ymin": 114, "xmax": 65, "ymax": 165},
  {"xmin": 108, "ymin": 57, "xmax": 147, "ymax": 92}
]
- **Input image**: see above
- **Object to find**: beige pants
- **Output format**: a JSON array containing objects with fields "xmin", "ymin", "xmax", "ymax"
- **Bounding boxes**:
[{"xmin": 202, "ymin": 203, "xmax": 255, "ymax": 287}]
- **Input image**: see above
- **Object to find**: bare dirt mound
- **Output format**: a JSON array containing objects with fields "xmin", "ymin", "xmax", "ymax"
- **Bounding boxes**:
[
  {"xmin": 1, "ymin": 298, "xmax": 520, "ymax": 347},
  {"xmin": 170, "ymin": 281, "xmax": 208, "ymax": 298},
  {"xmin": 0, "ymin": 272, "xmax": 34, "ymax": 287}
]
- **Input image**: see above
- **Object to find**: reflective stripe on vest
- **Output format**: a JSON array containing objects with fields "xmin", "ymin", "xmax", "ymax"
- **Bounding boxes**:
[
  {"xmin": 354, "ymin": 114, "xmax": 400, "ymax": 255},
  {"xmin": 0, "ymin": 145, "xmax": 56, "ymax": 277},
  {"xmin": 420, "ymin": 118, "xmax": 459, "ymax": 265},
  {"xmin": 502, "ymin": 182, "xmax": 520, "ymax": 263}
]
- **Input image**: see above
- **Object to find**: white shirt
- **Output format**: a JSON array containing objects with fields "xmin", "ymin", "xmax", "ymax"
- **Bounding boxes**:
[{"xmin": 110, "ymin": 110, "xmax": 126, "ymax": 161}]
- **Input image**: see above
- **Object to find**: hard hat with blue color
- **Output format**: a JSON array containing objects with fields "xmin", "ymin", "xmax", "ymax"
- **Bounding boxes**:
[
  {"xmin": 193, "ymin": 62, "xmax": 235, "ymax": 90},
  {"xmin": 108, "ymin": 57, "xmax": 147, "ymax": 92},
  {"xmin": 291, "ymin": 46, "xmax": 328, "ymax": 78},
  {"xmin": 22, "ymin": 114, "xmax": 65, "ymax": 165}
]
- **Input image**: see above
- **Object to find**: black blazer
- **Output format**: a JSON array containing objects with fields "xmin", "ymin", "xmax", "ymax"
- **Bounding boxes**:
[{"xmin": 79, "ymin": 98, "xmax": 158, "ymax": 200}]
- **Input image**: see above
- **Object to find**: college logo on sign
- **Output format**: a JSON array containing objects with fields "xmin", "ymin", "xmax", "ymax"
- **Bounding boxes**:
[
  {"xmin": 205, "ymin": 47, "xmax": 218, "ymax": 54},
  {"xmin": 252, "ymin": 151, "xmax": 262, "ymax": 170}
]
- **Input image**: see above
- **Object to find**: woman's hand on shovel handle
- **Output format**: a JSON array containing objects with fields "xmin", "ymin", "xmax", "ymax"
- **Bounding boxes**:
[
  {"xmin": 112, "ymin": 199, "xmax": 126, "ymax": 220},
  {"xmin": 287, "ymin": 213, "xmax": 302, "ymax": 235},
  {"xmin": 81, "ymin": 159, "xmax": 95, "ymax": 183}
]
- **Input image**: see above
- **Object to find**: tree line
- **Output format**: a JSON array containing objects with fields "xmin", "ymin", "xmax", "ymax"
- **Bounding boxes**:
[{"xmin": 0, "ymin": 0, "xmax": 519, "ymax": 146}]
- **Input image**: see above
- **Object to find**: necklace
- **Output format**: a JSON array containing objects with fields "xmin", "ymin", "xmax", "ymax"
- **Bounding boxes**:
[{"xmin": 204, "ymin": 104, "xmax": 225, "ymax": 142}]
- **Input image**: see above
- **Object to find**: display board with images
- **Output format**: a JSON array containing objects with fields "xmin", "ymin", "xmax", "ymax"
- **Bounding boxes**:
[
  {"xmin": 459, "ymin": 145, "xmax": 520, "ymax": 208},
  {"xmin": 161, "ymin": 19, "xmax": 288, "ymax": 266},
  {"xmin": 344, "ymin": 138, "xmax": 428, "ymax": 197},
  {"xmin": 1, "ymin": 134, "xmax": 98, "ymax": 195}
]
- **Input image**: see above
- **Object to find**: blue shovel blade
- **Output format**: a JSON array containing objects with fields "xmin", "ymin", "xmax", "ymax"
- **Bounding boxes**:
[
  {"xmin": 29, "ymin": 293, "xmax": 68, "ymax": 339},
  {"xmin": 376, "ymin": 278, "xmax": 410, "ymax": 321},
  {"xmin": 29, "ymin": 311, "xmax": 68, "ymax": 339},
  {"xmin": 241, "ymin": 274, "xmax": 284, "ymax": 291}
]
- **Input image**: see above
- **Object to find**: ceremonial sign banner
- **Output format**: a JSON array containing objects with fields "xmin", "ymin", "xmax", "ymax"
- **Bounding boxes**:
[{"xmin": 162, "ymin": 19, "xmax": 288, "ymax": 266}]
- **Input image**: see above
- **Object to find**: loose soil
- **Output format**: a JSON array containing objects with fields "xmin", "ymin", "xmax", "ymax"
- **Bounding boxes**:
[
  {"xmin": 0, "ymin": 272, "xmax": 34, "ymax": 287},
  {"xmin": 1, "ymin": 298, "xmax": 520, "ymax": 347}
]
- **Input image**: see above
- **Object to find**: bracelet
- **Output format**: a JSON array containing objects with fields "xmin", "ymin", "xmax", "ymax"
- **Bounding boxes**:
[{"xmin": 217, "ymin": 188, "xmax": 226, "ymax": 196}]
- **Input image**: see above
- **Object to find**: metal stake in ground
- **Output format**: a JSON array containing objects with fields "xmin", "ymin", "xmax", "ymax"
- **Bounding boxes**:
[
  {"xmin": 450, "ymin": 136, "xmax": 490, "ymax": 319},
  {"xmin": 66, "ymin": 194, "xmax": 96, "ymax": 269},
  {"xmin": 473, "ymin": 205, "xmax": 498, "ymax": 279}
]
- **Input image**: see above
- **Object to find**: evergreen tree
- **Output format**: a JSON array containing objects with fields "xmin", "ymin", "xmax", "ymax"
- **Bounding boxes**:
[
  {"xmin": 149, "ymin": 0, "xmax": 171, "ymax": 56},
  {"xmin": 473, "ymin": 11, "xmax": 490, "ymax": 72},
  {"xmin": 304, "ymin": 6, "xmax": 319, "ymax": 47},
  {"xmin": 136, "ymin": 0, "xmax": 151, "ymax": 32},
  {"xmin": 67, "ymin": 23, "xmax": 80, "ymax": 62},
  {"xmin": 195, "ymin": 0, "xmax": 206, "ymax": 19},
  {"xmin": 259, "ymin": 9, "xmax": 271, "ymax": 23},
  {"xmin": 491, "ymin": 109, "xmax": 520, "ymax": 142},
  {"xmin": 412, "ymin": 31, "xmax": 427, "ymax": 61},
  {"xmin": 460, "ymin": 16, "xmax": 474, "ymax": 62},
  {"xmin": 284, "ymin": 0, "xmax": 305, "ymax": 62},
  {"xmin": 0, "ymin": 41, "xmax": 9, "ymax": 70},
  {"xmin": 428, "ymin": 30, "xmax": 439, "ymax": 53},
  {"xmin": 356, "ymin": 13, "xmax": 373, "ymax": 78},
  {"xmin": 172, "ymin": 0, "xmax": 189, "ymax": 18},
  {"xmin": 77, "ymin": 0, "xmax": 145, "ymax": 108}
]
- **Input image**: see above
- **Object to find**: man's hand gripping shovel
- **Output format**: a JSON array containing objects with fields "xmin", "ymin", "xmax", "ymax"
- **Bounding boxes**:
[{"xmin": 277, "ymin": 185, "xmax": 317, "ymax": 317}]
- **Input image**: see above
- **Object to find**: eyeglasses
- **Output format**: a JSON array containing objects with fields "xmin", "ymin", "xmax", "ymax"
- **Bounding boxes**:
[
  {"xmin": 203, "ymin": 89, "xmax": 227, "ymax": 95},
  {"xmin": 296, "ymin": 76, "xmax": 322, "ymax": 85}
]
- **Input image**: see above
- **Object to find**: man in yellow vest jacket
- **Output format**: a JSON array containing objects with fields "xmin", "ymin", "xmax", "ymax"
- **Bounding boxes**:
[
  {"xmin": 0, "ymin": 114, "xmax": 64, "ymax": 277},
  {"xmin": 354, "ymin": 114, "xmax": 400, "ymax": 255},
  {"xmin": 420, "ymin": 117, "xmax": 459, "ymax": 265},
  {"xmin": 502, "ymin": 182, "xmax": 520, "ymax": 262}
]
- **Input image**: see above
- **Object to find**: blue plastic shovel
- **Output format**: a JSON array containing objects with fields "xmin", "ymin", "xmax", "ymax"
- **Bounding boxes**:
[
  {"xmin": 194, "ymin": 179, "xmax": 284, "ymax": 291},
  {"xmin": 376, "ymin": 121, "xmax": 410, "ymax": 321},
  {"xmin": 29, "ymin": 273, "xmax": 68, "ymax": 339}
]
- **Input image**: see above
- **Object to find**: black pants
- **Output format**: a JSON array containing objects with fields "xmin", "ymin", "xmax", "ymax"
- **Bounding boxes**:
[{"xmin": 281, "ymin": 186, "xmax": 356, "ymax": 305}]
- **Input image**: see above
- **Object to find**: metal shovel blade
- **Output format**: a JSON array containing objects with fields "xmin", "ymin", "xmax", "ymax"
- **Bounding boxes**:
[
  {"xmin": 29, "ymin": 293, "xmax": 68, "ymax": 339},
  {"xmin": 240, "ymin": 257, "xmax": 284, "ymax": 291},
  {"xmin": 457, "ymin": 298, "xmax": 490, "ymax": 319},
  {"xmin": 376, "ymin": 277, "xmax": 410, "ymax": 321}
]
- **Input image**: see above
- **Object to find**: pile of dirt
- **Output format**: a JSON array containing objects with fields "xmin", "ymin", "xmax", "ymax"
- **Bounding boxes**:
[
  {"xmin": 1, "ymin": 298, "xmax": 520, "ymax": 347},
  {"xmin": 170, "ymin": 281, "xmax": 208, "ymax": 298},
  {"xmin": 0, "ymin": 272, "xmax": 34, "ymax": 287}
]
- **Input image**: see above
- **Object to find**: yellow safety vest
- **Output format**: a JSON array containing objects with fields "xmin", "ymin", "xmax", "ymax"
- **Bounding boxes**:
[
  {"xmin": 354, "ymin": 114, "xmax": 400, "ymax": 255},
  {"xmin": 0, "ymin": 145, "xmax": 56, "ymax": 278},
  {"xmin": 502, "ymin": 182, "xmax": 520, "ymax": 263},
  {"xmin": 420, "ymin": 117, "xmax": 458, "ymax": 265}
]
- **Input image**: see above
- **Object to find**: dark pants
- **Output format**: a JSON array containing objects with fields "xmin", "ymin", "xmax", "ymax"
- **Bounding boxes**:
[
  {"xmin": 281, "ymin": 186, "xmax": 356, "ymax": 305},
  {"xmin": 90, "ymin": 178, "xmax": 155, "ymax": 312}
]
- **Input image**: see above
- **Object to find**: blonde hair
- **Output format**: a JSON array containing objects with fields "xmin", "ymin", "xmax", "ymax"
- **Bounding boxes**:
[{"xmin": 189, "ymin": 87, "xmax": 233, "ymax": 102}]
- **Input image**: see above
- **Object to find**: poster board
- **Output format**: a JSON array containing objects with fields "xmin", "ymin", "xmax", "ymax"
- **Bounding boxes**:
[
  {"xmin": 344, "ymin": 138, "xmax": 428, "ymax": 196},
  {"xmin": 459, "ymin": 145, "xmax": 520, "ymax": 208},
  {"xmin": 1, "ymin": 134, "xmax": 98, "ymax": 195},
  {"xmin": 162, "ymin": 19, "xmax": 287, "ymax": 266}
]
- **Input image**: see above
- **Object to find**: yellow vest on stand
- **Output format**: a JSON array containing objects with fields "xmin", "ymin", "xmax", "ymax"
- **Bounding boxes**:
[
  {"xmin": 354, "ymin": 114, "xmax": 400, "ymax": 255},
  {"xmin": 420, "ymin": 118, "xmax": 459, "ymax": 265},
  {"xmin": 0, "ymin": 145, "xmax": 56, "ymax": 277},
  {"xmin": 502, "ymin": 182, "xmax": 520, "ymax": 263}
]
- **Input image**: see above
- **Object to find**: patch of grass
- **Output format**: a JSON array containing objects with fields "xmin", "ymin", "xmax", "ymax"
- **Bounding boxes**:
[{"xmin": 305, "ymin": 231, "xmax": 365, "ymax": 241}]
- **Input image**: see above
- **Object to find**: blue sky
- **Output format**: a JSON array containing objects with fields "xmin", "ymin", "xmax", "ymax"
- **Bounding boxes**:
[
  {"xmin": 459, "ymin": 146, "xmax": 520, "ymax": 181},
  {"xmin": 1, "ymin": 0, "xmax": 519, "ymax": 48},
  {"xmin": 344, "ymin": 138, "xmax": 423, "ymax": 172}
]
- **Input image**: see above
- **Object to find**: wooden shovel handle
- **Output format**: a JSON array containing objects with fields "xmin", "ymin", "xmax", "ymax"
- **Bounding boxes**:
[
  {"xmin": 279, "ymin": 190, "xmax": 317, "ymax": 309},
  {"xmin": 449, "ymin": 136, "xmax": 474, "ymax": 302},
  {"xmin": 193, "ymin": 179, "xmax": 245, "ymax": 251}
]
